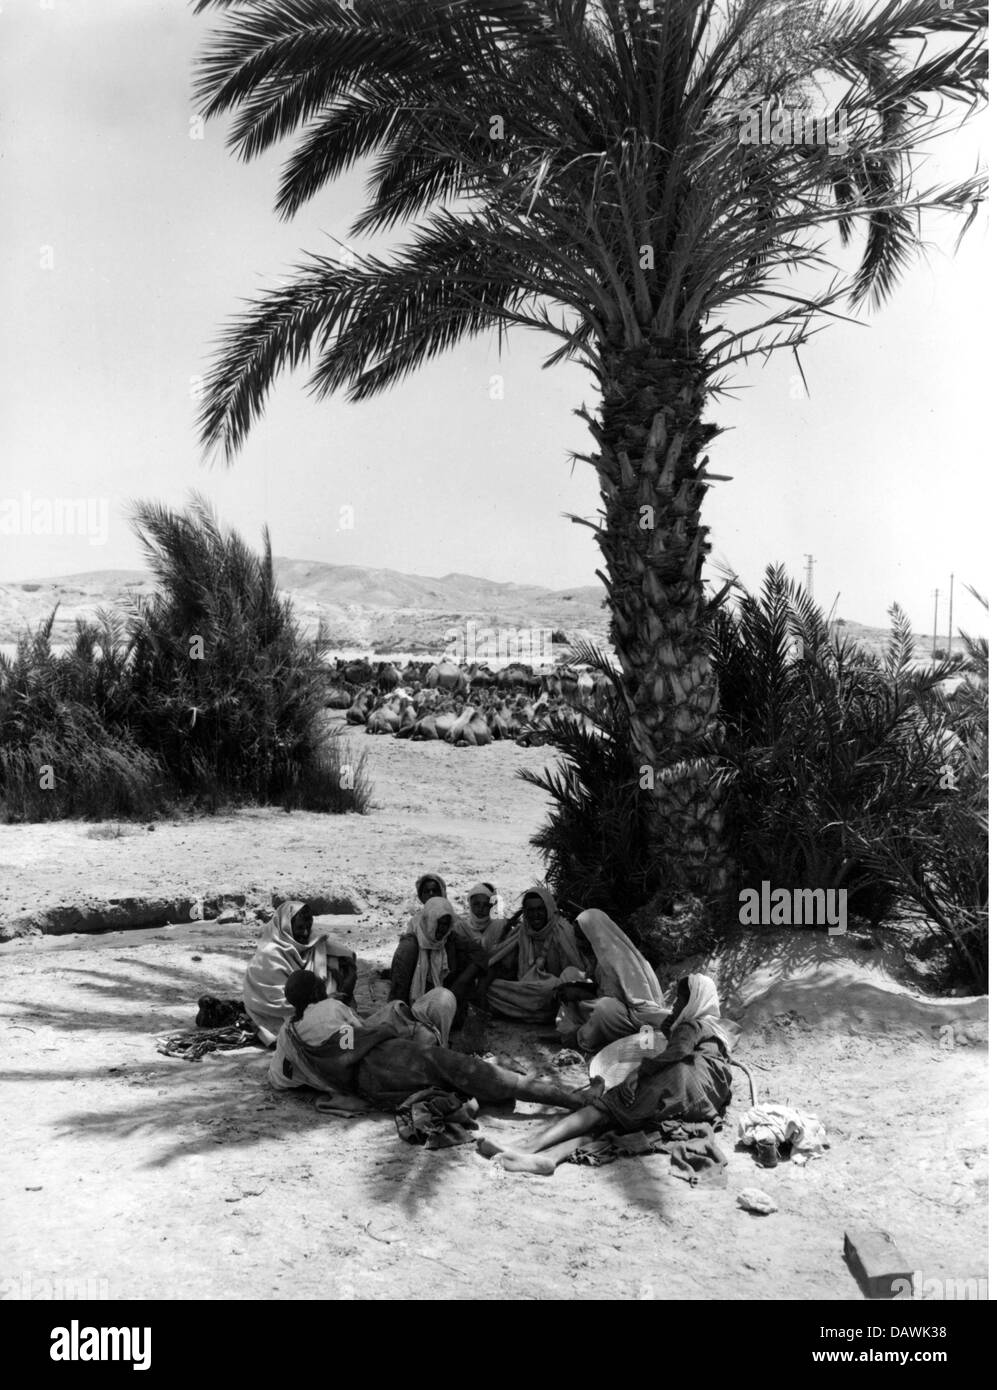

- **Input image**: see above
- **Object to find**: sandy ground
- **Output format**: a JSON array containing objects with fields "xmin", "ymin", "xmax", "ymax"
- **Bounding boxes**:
[{"xmin": 0, "ymin": 724, "xmax": 987, "ymax": 1302}]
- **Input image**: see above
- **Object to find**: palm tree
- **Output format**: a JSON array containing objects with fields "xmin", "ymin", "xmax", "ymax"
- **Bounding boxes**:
[{"xmin": 194, "ymin": 0, "xmax": 985, "ymax": 896}]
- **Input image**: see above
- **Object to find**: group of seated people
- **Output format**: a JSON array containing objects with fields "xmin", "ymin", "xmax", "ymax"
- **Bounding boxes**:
[{"xmin": 240, "ymin": 873, "xmax": 733, "ymax": 1173}]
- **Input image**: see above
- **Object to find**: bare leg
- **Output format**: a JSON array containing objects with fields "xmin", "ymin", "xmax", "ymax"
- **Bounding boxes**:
[
  {"xmin": 509, "ymin": 1076, "xmax": 595, "ymax": 1110},
  {"xmin": 500, "ymin": 1135, "xmax": 588, "ymax": 1175},
  {"xmin": 512, "ymin": 1103, "xmax": 605, "ymax": 1153},
  {"xmin": 477, "ymin": 1103, "xmax": 606, "ymax": 1171}
]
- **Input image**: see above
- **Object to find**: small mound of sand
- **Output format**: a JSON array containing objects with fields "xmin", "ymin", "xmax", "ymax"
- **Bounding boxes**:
[{"xmin": 673, "ymin": 931, "xmax": 987, "ymax": 1043}]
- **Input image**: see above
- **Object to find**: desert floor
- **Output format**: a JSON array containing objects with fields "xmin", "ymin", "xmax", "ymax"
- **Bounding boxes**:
[{"xmin": 0, "ymin": 723, "xmax": 987, "ymax": 1301}]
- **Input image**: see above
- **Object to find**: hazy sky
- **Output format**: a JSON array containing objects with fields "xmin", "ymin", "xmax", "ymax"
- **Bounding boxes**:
[{"xmin": 0, "ymin": 0, "xmax": 989, "ymax": 631}]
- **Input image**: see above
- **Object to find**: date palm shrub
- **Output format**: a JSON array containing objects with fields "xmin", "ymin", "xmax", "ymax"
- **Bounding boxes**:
[
  {"xmin": 0, "ymin": 500, "xmax": 370, "ymax": 818},
  {"xmin": 0, "ymin": 612, "xmax": 167, "ymax": 821},
  {"xmin": 520, "ymin": 639, "xmax": 724, "ymax": 962},
  {"xmin": 712, "ymin": 566, "xmax": 966, "ymax": 926},
  {"xmin": 193, "ymin": 0, "xmax": 985, "ymax": 898},
  {"xmin": 518, "ymin": 579, "xmax": 982, "ymax": 973},
  {"xmin": 849, "ymin": 595, "xmax": 987, "ymax": 989},
  {"xmin": 519, "ymin": 641, "xmax": 660, "ymax": 921},
  {"xmin": 127, "ymin": 495, "xmax": 370, "ymax": 812}
]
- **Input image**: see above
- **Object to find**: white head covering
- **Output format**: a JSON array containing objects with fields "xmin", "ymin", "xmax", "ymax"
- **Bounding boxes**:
[
  {"xmin": 243, "ymin": 900, "xmax": 329, "ymax": 1043},
  {"xmin": 672, "ymin": 973, "xmax": 730, "ymax": 1052},
  {"xmin": 411, "ymin": 896, "xmax": 456, "ymax": 1001},
  {"xmin": 467, "ymin": 882, "xmax": 496, "ymax": 918},
  {"xmin": 575, "ymin": 908, "xmax": 663, "ymax": 1008},
  {"xmin": 416, "ymin": 871, "xmax": 447, "ymax": 901}
]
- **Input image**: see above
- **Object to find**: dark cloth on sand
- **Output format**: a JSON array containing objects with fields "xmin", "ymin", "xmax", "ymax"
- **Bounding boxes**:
[
  {"xmin": 356, "ymin": 1039, "xmax": 526, "ymax": 1110},
  {"xmin": 285, "ymin": 1022, "xmax": 528, "ymax": 1112},
  {"xmin": 395, "ymin": 1088, "xmax": 480, "ymax": 1149},
  {"xmin": 567, "ymin": 1119, "xmax": 728, "ymax": 1185}
]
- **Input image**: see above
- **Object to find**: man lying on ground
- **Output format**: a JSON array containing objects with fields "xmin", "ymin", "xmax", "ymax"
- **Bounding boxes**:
[
  {"xmin": 476, "ymin": 975, "xmax": 732, "ymax": 1174},
  {"xmin": 270, "ymin": 971, "xmax": 596, "ymax": 1114}
]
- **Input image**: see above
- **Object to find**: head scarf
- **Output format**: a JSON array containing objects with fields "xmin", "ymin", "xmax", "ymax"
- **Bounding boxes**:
[
  {"xmin": 517, "ymin": 885, "xmax": 559, "ymax": 974},
  {"xmin": 416, "ymin": 872, "xmax": 447, "ymax": 901},
  {"xmin": 467, "ymin": 882, "xmax": 496, "ymax": 918},
  {"xmin": 575, "ymin": 908, "xmax": 664, "ymax": 1009},
  {"xmin": 671, "ymin": 973, "xmax": 730, "ymax": 1052},
  {"xmin": 270, "ymin": 900, "xmax": 324, "ymax": 951},
  {"xmin": 242, "ymin": 900, "xmax": 329, "ymax": 1043},
  {"xmin": 410, "ymin": 896, "xmax": 456, "ymax": 1001}
]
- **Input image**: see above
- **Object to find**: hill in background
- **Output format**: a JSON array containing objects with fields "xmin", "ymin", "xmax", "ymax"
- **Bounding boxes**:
[
  {"xmin": 0, "ymin": 558, "xmax": 964, "ymax": 663},
  {"xmin": 0, "ymin": 559, "xmax": 608, "ymax": 653}
]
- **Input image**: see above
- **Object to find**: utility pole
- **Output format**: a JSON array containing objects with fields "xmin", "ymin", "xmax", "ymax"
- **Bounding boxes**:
[
  {"xmin": 931, "ymin": 588, "xmax": 940, "ymax": 656},
  {"xmin": 947, "ymin": 572, "xmax": 954, "ymax": 656},
  {"xmin": 804, "ymin": 554, "xmax": 815, "ymax": 599}
]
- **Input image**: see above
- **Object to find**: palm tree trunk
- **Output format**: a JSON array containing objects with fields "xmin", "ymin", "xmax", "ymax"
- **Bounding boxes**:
[{"xmin": 586, "ymin": 330, "xmax": 727, "ymax": 896}]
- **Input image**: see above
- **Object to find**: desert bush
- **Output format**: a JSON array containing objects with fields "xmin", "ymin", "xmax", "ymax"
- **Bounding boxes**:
[
  {"xmin": 519, "ymin": 642, "xmax": 663, "ymax": 919},
  {"xmin": 0, "ymin": 497, "xmax": 370, "ymax": 820},
  {"xmin": 0, "ymin": 613, "xmax": 169, "ymax": 820},
  {"xmin": 712, "ymin": 567, "xmax": 965, "ymax": 922},
  {"xmin": 850, "ymin": 593, "xmax": 988, "ymax": 990},
  {"xmin": 523, "ymin": 570, "xmax": 985, "ymax": 987}
]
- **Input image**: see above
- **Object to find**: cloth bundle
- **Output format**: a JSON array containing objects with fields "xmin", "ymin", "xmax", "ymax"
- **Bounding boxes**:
[
  {"xmin": 394, "ymin": 1088, "xmax": 481, "ymax": 1150},
  {"xmin": 195, "ymin": 995, "xmax": 248, "ymax": 1029},
  {"xmin": 157, "ymin": 996, "xmax": 258, "ymax": 1061},
  {"xmin": 737, "ymin": 1104, "xmax": 828, "ymax": 1162}
]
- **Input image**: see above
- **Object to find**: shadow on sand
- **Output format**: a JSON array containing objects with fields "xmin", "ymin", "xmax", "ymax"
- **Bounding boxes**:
[{"xmin": 9, "ymin": 955, "xmax": 685, "ymax": 1212}]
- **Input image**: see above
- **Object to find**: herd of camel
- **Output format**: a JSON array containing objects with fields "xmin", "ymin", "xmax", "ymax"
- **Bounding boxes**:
[{"xmin": 324, "ymin": 658, "xmax": 615, "ymax": 747}]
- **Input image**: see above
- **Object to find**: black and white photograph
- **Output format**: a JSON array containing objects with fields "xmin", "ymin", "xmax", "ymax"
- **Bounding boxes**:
[{"xmin": 0, "ymin": 0, "xmax": 989, "ymax": 1330}]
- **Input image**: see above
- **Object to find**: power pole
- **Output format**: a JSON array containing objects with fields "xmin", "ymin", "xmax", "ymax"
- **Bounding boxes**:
[
  {"xmin": 947, "ymin": 572, "xmax": 954, "ymax": 655},
  {"xmin": 931, "ymin": 588, "xmax": 940, "ymax": 656},
  {"xmin": 804, "ymin": 554, "xmax": 815, "ymax": 599}
]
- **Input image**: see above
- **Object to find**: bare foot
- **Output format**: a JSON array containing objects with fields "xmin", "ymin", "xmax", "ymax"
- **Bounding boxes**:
[
  {"xmin": 315, "ymin": 1093, "xmax": 374, "ymax": 1114},
  {"xmin": 499, "ymin": 1150, "xmax": 557, "ymax": 1176},
  {"xmin": 476, "ymin": 1137, "xmax": 505, "ymax": 1159}
]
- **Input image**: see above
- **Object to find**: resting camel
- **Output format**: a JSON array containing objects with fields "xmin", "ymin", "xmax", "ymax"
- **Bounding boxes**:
[
  {"xmin": 345, "ymin": 688, "xmax": 375, "ymax": 725},
  {"xmin": 375, "ymin": 662, "xmax": 402, "ymax": 693},
  {"xmin": 342, "ymin": 659, "xmax": 373, "ymax": 686},
  {"xmin": 446, "ymin": 703, "xmax": 493, "ymax": 747},
  {"xmin": 366, "ymin": 695, "xmax": 406, "ymax": 734},
  {"xmin": 468, "ymin": 662, "xmax": 496, "ymax": 689},
  {"xmin": 426, "ymin": 660, "xmax": 469, "ymax": 694},
  {"xmin": 407, "ymin": 696, "xmax": 459, "ymax": 740}
]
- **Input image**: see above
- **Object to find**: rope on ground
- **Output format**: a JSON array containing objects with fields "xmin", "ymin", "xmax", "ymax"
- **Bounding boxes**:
[{"xmin": 157, "ymin": 1019, "xmax": 258, "ymax": 1062}]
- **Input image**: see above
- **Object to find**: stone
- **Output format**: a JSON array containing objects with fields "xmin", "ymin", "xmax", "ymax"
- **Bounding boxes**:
[
  {"xmin": 843, "ymin": 1228, "xmax": 913, "ymax": 1300},
  {"xmin": 736, "ymin": 1187, "xmax": 778, "ymax": 1215}
]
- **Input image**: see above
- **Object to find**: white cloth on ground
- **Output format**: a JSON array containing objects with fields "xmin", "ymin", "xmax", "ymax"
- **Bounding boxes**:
[{"xmin": 737, "ymin": 1104, "xmax": 828, "ymax": 1158}]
